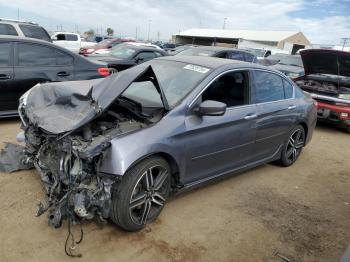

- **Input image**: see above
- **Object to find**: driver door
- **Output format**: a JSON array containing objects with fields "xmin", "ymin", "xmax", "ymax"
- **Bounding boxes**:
[{"xmin": 183, "ymin": 70, "xmax": 257, "ymax": 184}]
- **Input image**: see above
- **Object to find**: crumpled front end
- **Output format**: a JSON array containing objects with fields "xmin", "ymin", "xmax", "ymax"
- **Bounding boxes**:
[{"xmin": 25, "ymin": 126, "xmax": 116, "ymax": 228}]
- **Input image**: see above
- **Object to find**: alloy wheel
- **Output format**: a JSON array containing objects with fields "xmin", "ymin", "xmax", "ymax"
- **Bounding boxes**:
[
  {"xmin": 129, "ymin": 166, "xmax": 169, "ymax": 225},
  {"xmin": 286, "ymin": 128, "xmax": 305, "ymax": 163}
]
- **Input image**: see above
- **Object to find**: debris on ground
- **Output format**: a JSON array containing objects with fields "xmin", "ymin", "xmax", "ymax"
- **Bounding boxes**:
[{"xmin": 0, "ymin": 143, "xmax": 33, "ymax": 173}]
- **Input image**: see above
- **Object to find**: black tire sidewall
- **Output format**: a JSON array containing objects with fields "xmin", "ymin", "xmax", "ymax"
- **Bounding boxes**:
[
  {"xmin": 111, "ymin": 156, "xmax": 171, "ymax": 232},
  {"xmin": 280, "ymin": 125, "xmax": 305, "ymax": 167}
]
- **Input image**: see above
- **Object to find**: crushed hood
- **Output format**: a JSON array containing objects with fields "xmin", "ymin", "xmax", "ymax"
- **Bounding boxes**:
[
  {"xmin": 300, "ymin": 49, "xmax": 350, "ymax": 77},
  {"xmin": 25, "ymin": 64, "xmax": 162, "ymax": 134}
]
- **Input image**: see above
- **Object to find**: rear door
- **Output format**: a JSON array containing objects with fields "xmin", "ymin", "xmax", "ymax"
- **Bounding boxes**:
[
  {"xmin": 251, "ymin": 70, "xmax": 297, "ymax": 161},
  {"xmin": 12, "ymin": 42, "xmax": 74, "ymax": 108},
  {"xmin": 0, "ymin": 41, "xmax": 16, "ymax": 111}
]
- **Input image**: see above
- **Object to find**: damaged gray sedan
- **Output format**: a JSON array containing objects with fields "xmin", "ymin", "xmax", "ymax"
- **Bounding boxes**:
[{"xmin": 18, "ymin": 56, "xmax": 317, "ymax": 232}]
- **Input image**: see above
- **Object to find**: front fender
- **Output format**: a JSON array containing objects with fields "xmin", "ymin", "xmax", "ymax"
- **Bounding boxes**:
[{"xmin": 97, "ymin": 137, "xmax": 185, "ymax": 178}]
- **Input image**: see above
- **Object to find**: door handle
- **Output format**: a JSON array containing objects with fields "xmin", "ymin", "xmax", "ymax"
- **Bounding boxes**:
[
  {"xmin": 287, "ymin": 105, "xmax": 296, "ymax": 110},
  {"xmin": 0, "ymin": 74, "xmax": 11, "ymax": 80},
  {"xmin": 57, "ymin": 71, "xmax": 70, "ymax": 77},
  {"xmin": 244, "ymin": 114, "xmax": 258, "ymax": 120}
]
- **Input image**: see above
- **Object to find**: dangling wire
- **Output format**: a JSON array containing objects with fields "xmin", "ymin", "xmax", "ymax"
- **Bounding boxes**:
[{"xmin": 65, "ymin": 217, "xmax": 83, "ymax": 258}]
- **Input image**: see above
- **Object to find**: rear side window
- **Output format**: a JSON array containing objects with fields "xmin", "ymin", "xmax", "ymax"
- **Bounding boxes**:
[
  {"xmin": 66, "ymin": 34, "xmax": 78, "ymax": 41},
  {"xmin": 283, "ymin": 79, "xmax": 294, "ymax": 99},
  {"xmin": 0, "ymin": 23, "xmax": 18, "ymax": 36},
  {"xmin": 135, "ymin": 52, "xmax": 156, "ymax": 61},
  {"xmin": 18, "ymin": 43, "xmax": 56, "ymax": 66},
  {"xmin": 253, "ymin": 71, "xmax": 285, "ymax": 103},
  {"xmin": 19, "ymin": 24, "xmax": 50, "ymax": 41},
  {"xmin": 0, "ymin": 42, "xmax": 12, "ymax": 66},
  {"xmin": 56, "ymin": 51, "xmax": 73, "ymax": 65},
  {"xmin": 231, "ymin": 51, "xmax": 245, "ymax": 61}
]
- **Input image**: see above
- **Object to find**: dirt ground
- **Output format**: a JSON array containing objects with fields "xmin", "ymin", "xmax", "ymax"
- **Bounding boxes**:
[{"xmin": 0, "ymin": 119, "xmax": 349, "ymax": 262}]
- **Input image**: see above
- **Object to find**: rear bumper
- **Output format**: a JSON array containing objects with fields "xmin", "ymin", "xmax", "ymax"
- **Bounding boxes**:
[{"xmin": 316, "ymin": 101, "xmax": 350, "ymax": 128}]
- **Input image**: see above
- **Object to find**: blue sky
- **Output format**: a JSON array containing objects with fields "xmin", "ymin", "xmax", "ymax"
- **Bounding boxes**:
[{"xmin": 0, "ymin": 0, "xmax": 349, "ymax": 44}]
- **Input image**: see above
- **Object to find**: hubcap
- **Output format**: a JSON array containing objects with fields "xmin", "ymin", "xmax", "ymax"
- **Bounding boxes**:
[
  {"xmin": 129, "ymin": 166, "xmax": 168, "ymax": 225},
  {"xmin": 286, "ymin": 129, "xmax": 305, "ymax": 163}
]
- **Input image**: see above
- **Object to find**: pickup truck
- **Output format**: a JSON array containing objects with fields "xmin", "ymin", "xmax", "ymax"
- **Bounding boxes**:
[{"xmin": 51, "ymin": 32, "xmax": 92, "ymax": 53}]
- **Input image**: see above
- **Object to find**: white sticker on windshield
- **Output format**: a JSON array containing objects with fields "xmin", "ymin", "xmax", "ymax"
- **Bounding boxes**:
[{"xmin": 184, "ymin": 64, "xmax": 210, "ymax": 74}]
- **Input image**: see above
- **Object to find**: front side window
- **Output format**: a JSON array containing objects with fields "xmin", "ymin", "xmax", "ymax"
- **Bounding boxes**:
[
  {"xmin": 202, "ymin": 71, "xmax": 249, "ymax": 107},
  {"xmin": 0, "ymin": 42, "xmax": 12, "ymax": 67},
  {"xmin": 0, "ymin": 24, "xmax": 18, "ymax": 36},
  {"xmin": 18, "ymin": 43, "xmax": 56, "ymax": 66},
  {"xmin": 19, "ymin": 24, "xmax": 50, "ymax": 41},
  {"xmin": 253, "ymin": 71, "xmax": 284, "ymax": 103}
]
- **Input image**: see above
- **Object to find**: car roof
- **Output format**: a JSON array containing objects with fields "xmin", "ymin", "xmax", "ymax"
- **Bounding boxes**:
[
  {"xmin": 0, "ymin": 36, "xmax": 79, "ymax": 55},
  {"xmin": 122, "ymin": 43, "xmax": 165, "ymax": 52},
  {"xmin": 156, "ymin": 55, "xmax": 270, "ymax": 70}
]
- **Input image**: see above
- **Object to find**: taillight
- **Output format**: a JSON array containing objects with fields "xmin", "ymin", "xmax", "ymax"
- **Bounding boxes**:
[{"xmin": 98, "ymin": 67, "xmax": 110, "ymax": 77}]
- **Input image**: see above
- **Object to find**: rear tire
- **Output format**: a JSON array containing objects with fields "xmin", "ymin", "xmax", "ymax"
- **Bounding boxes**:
[
  {"xmin": 278, "ymin": 125, "xmax": 305, "ymax": 167},
  {"xmin": 111, "ymin": 156, "xmax": 171, "ymax": 232}
]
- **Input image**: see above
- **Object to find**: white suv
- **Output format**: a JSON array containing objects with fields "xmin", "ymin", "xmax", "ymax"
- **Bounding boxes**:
[{"xmin": 0, "ymin": 18, "xmax": 51, "ymax": 42}]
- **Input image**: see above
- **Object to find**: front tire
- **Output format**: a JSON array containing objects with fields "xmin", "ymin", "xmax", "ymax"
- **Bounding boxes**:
[
  {"xmin": 278, "ymin": 125, "xmax": 305, "ymax": 167},
  {"xmin": 111, "ymin": 157, "xmax": 171, "ymax": 232}
]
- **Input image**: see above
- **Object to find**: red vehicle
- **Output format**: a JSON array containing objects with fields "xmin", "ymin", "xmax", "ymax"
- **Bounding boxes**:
[
  {"xmin": 79, "ymin": 38, "xmax": 133, "ymax": 55},
  {"xmin": 295, "ymin": 49, "xmax": 350, "ymax": 133}
]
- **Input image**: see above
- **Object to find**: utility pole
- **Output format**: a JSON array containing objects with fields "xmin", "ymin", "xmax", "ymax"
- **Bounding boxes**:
[
  {"xmin": 222, "ymin": 18, "xmax": 227, "ymax": 29},
  {"xmin": 135, "ymin": 27, "xmax": 138, "ymax": 40},
  {"xmin": 157, "ymin": 31, "xmax": 160, "ymax": 41},
  {"xmin": 341, "ymin": 38, "xmax": 350, "ymax": 51},
  {"xmin": 17, "ymin": 8, "xmax": 19, "ymax": 20},
  {"xmin": 147, "ymin": 19, "xmax": 151, "ymax": 42}
]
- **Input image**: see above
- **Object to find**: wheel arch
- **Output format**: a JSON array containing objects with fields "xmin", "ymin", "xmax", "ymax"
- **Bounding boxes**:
[
  {"xmin": 298, "ymin": 121, "xmax": 308, "ymax": 144},
  {"xmin": 125, "ymin": 152, "xmax": 181, "ymax": 189}
]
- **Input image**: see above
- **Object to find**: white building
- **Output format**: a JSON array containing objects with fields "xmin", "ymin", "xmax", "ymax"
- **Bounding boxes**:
[{"xmin": 173, "ymin": 28, "xmax": 311, "ymax": 54}]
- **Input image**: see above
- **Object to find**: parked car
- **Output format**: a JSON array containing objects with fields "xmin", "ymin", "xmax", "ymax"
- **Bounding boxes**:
[
  {"xmin": 79, "ymin": 38, "xmax": 133, "ymax": 55},
  {"xmin": 51, "ymin": 32, "xmax": 92, "ymax": 53},
  {"xmin": 266, "ymin": 54, "xmax": 304, "ymax": 79},
  {"xmin": 294, "ymin": 49, "xmax": 350, "ymax": 133},
  {"xmin": 176, "ymin": 46, "xmax": 258, "ymax": 63},
  {"xmin": 167, "ymin": 44, "xmax": 195, "ymax": 55},
  {"xmin": 18, "ymin": 56, "xmax": 317, "ymax": 231},
  {"xmin": 159, "ymin": 43, "xmax": 177, "ymax": 51},
  {"xmin": 245, "ymin": 48, "xmax": 272, "ymax": 59},
  {"xmin": 87, "ymin": 43, "xmax": 167, "ymax": 71},
  {"xmin": 0, "ymin": 18, "xmax": 51, "ymax": 42},
  {"xmin": 0, "ymin": 36, "xmax": 111, "ymax": 118}
]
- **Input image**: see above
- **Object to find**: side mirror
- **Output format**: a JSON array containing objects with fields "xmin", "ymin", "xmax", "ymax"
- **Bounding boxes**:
[{"xmin": 195, "ymin": 100, "xmax": 226, "ymax": 116}]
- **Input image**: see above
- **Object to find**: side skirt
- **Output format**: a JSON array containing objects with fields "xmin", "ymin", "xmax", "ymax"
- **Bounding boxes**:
[{"xmin": 175, "ymin": 144, "xmax": 283, "ymax": 194}]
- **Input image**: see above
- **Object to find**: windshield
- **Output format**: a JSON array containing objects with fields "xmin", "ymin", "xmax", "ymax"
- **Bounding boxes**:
[
  {"xmin": 271, "ymin": 55, "xmax": 303, "ymax": 67},
  {"xmin": 110, "ymin": 45, "xmax": 136, "ymax": 59},
  {"xmin": 176, "ymin": 48, "xmax": 216, "ymax": 57},
  {"xmin": 123, "ymin": 60, "xmax": 211, "ymax": 108}
]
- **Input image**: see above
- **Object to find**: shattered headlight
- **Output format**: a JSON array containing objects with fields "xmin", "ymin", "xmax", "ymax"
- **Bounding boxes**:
[{"xmin": 18, "ymin": 89, "xmax": 33, "ymax": 126}]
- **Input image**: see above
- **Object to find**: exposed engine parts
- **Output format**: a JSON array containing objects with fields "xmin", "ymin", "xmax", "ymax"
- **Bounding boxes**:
[{"xmin": 23, "ymin": 109, "xmax": 148, "ymax": 228}]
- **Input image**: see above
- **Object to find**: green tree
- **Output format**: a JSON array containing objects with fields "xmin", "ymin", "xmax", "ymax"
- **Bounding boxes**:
[
  {"xmin": 84, "ymin": 29, "xmax": 95, "ymax": 37},
  {"xmin": 106, "ymin": 27, "xmax": 114, "ymax": 36}
]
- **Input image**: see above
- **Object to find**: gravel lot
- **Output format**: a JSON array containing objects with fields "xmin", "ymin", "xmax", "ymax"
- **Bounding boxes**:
[{"xmin": 0, "ymin": 119, "xmax": 349, "ymax": 262}]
